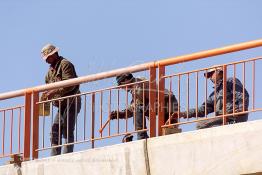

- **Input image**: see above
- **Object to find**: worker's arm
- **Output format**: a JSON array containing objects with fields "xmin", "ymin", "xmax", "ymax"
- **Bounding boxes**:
[
  {"xmin": 180, "ymin": 93, "xmax": 215, "ymax": 118},
  {"xmin": 110, "ymin": 102, "xmax": 134, "ymax": 120}
]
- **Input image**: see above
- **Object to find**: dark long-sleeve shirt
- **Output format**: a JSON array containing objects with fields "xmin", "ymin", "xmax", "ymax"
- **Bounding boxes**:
[
  {"xmin": 45, "ymin": 57, "xmax": 80, "ymax": 105},
  {"xmin": 187, "ymin": 77, "xmax": 249, "ymax": 129}
]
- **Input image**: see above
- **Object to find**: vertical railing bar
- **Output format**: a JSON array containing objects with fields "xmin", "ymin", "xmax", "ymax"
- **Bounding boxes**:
[
  {"xmin": 58, "ymin": 101, "xmax": 61, "ymax": 146},
  {"xmin": 42, "ymin": 103, "xmax": 45, "ymax": 148},
  {"xmin": 158, "ymin": 66, "xmax": 165, "ymax": 136},
  {"xmin": 143, "ymin": 83, "xmax": 145, "ymax": 130},
  {"xmin": 2, "ymin": 111, "xmax": 5, "ymax": 156},
  {"xmin": 186, "ymin": 73, "xmax": 189, "ymax": 120},
  {"xmin": 51, "ymin": 102, "xmax": 54, "ymax": 125},
  {"xmin": 50, "ymin": 102, "xmax": 54, "ymax": 147},
  {"xmin": 233, "ymin": 64, "xmax": 236, "ymax": 115},
  {"xmin": 108, "ymin": 90, "xmax": 111, "ymax": 136},
  {"xmin": 196, "ymin": 72, "xmax": 199, "ymax": 119},
  {"xmin": 214, "ymin": 69, "xmax": 217, "ymax": 117},
  {"xmin": 117, "ymin": 89, "xmax": 120, "ymax": 134},
  {"xmin": 24, "ymin": 92, "xmax": 32, "ymax": 161},
  {"xmin": 252, "ymin": 61, "xmax": 255, "ymax": 110},
  {"xmin": 10, "ymin": 109, "xmax": 14, "ymax": 154},
  {"xmin": 84, "ymin": 94, "xmax": 87, "ymax": 140},
  {"xmin": 32, "ymin": 91, "xmax": 40, "ymax": 159},
  {"xmin": 149, "ymin": 67, "xmax": 156, "ymax": 138},
  {"xmin": 125, "ymin": 86, "xmax": 128, "ymax": 133},
  {"xmin": 205, "ymin": 70, "xmax": 208, "ymax": 118},
  {"xmin": 133, "ymin": 85, "xmax": 136, "ymax": 132},
  {"xmin": 178, "ymin": 75, "xmax": 181, "ymax": 122},
  {"xmin": 75, "ymin": 97, "xmax": 78, "ymax": 142},
  {"xmin": 91, "ymin": 93, "xmax": 95, "ymax": 148},
  {"xmin": 67, "ymin": 98, "xmax": 69, "ymax": 144},
  {"xmin": 242, "ymin": 62, "xmax": 246, "ymax": 112},
  {"xmin": 222, "ymin": 65, "xmax": 228, "ymax": 125},
  {"xmin": 18, "ymin": 108, "xmax": 21, "ymax": 153},
  {"xmin": 100, "ymin": 92, "xmax": 103, "ymax": 138},
  {"xmin": 169, "ymin": 78, "xmax": 172, "ymax": 125}
]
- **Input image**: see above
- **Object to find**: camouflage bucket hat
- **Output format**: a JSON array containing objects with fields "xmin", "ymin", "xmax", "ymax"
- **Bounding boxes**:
[{"xmin": 41, "ymin": 44, "xmax": 59, "ymax": 60}]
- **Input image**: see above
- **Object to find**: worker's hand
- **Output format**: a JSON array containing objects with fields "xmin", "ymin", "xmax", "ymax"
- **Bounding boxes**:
[
  {"xmin": 165, "ymin": 112, "xmax": 177, "ymax": 125},
  {"xmin": 109, "ymin": 111, "xmax": 118, "ymax": 120},
  {"xmin": 109, "ymin": 111, "xmax": 126, "ymax": 120},
  {"xmin": 43, "ymin": 90, "xmax": 57, "ymax": 99},
  {"xmin": 178, "ymin": 111, "xmax": 188, "ymax": 119},
  {"xmin": 165, "ymin": 119, "xmax": 171, "ymax": 125}
]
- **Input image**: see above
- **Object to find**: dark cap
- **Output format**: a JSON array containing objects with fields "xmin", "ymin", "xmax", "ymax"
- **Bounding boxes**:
[
  {"xmin": 204, "ymin": 66, "xmax": 223, "ymax": 78},
  {"xmin": 116, "ymin": 73, "xmax": 134, "ymax": 85}
]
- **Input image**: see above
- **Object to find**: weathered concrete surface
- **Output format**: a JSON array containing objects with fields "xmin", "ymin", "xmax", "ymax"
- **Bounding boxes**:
[
  {"xmin": 7, "ymin": 119, "xmax": 262, "ymax": 175},
  {"xmin": 22, "ymin": 140, "xmax": 147, "ymax": 175},
  {"xmin": 0, "ymin": 164, "xmax": 20, "ymax": 175},
  {"xmin": 148, "ymin": 120, "xmax": 262, "ymax": 175}
]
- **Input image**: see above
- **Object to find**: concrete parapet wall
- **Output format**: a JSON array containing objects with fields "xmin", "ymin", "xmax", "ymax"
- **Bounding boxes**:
[
  {"xmin": 6, "ymin": 119, "xmax": 262, "ymax": 175},
  {"xmin": 0, "ymin": 164, "xmax": 20, "ymax": 175},
  {"xmin": 148, "ymin": 120, "xmax": 262, "ymax": 175},
  {"xmin": 22, "ymin": 140, "xmax": 148, "ymax": 175}
]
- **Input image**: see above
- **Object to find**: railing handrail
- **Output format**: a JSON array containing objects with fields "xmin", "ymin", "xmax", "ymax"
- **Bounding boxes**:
[{"xmin": 1, "ymin": 38, "xmax": 262, "ymax": 100}]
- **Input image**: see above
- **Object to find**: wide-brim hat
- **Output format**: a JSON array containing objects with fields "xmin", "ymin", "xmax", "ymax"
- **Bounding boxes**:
[
  {"xmin": 204, "ymin": 65, "xmax": 223, "ymax": 78},
  {"xmin": 41, "ymin": 44, "xmax": 59, "ymax": 60}
]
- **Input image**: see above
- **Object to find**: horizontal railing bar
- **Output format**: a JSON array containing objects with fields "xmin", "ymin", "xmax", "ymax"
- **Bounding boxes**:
[
  {"xmin": 0, "ymin": 105, "xmax": 24, "ymax": 112},
  {"xmin": 158, "ymin": 39, "xmax": 262, "ymax": 67},
  {"xmin": 1, "ymin": 39, "xmax": 262, "ymax": 100},
  {"xmin": 0, "ymin": 153, "xmax": 23, "ymax": 159},
  {"xmin": 37, "ymin": 80, "xmax": 149, "ymax": 104},
  {"xmin": 162, "ymin": 108, "xmax": 262, "ymax": 128},
  {"xmin": 0, "ymin": 63, "xmax": 152, "ymax": 100},
  {"xmin": 163, "ymin": 56, "xmax": 262, "ymax": 78},
  {"xmin": 36, "ymin": 129, "xmax": 148, "ymax": 151}
]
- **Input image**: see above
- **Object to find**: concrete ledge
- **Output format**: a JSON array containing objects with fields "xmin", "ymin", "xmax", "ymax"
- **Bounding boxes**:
[
  {"xmin": 0, "ymin": 164, "xmax": 20, "ymax": 175},
  {"xmin": 147, "ymin": 120, "xmax": 262, "ymax": 175},
  {"xmin": 22, "ymin": 140, "xmax": 147, "ymax": 175}
]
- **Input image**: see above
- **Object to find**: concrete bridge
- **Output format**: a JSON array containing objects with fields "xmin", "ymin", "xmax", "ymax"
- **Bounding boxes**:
[{"xmin": 1, "ymin": 119, "xmax": 262, "ymax": 175}]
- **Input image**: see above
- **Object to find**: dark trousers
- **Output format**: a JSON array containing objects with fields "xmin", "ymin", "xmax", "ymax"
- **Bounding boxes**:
[
  {"xmin": 135, "ymin": 106, "xmax": 149, "ymax": 140},
  {"xmin": 51, "ymin": 97, "xmax": 81, "ymax": 156}
]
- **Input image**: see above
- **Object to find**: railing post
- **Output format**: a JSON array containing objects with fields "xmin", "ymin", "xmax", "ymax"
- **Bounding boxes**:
[
  {"xmin": 158, "ymin": 65, "xmax": 165, "ymax": 136},
  {"xmin": 32, "ymin": 91, "xmax": 39, "ymax": 159},
  {"xmin": 91, "ymin": 93, "xmax": 95, "ymax": 148},
  {"xmin": 149, "ymin": 67, "xmax": 156, "ymax": 137},
  {"xmin": 23, "ymin": 91, "xmax": 32, "ymax": 161},
  {"xmin": 222, "ymin": 65, "xmax": 227, "ymax": 125}
]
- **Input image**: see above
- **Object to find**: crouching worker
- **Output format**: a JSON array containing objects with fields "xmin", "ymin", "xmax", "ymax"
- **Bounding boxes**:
[
  {"xmin": 173, "ymin": 65, "xmax": 249, "ymax": 129},
  {"xmin": 109, "ymin": 73, "xmax": 178, "ymax": 141}
]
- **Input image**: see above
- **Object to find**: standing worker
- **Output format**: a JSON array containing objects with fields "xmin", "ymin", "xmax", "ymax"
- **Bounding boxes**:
[{"xmin": 41, "ymin": 44, "xmax": 81, "ymax": 156}]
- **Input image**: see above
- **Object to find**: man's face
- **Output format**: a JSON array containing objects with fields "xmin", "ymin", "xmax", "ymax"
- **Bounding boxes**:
[
  {"xmin": 45, "ymin": 53, "xmax": 58, "ymax": 65},
  {"xmin": 209, "ymin": 71, "xmax": 223, "ymax": 83},
  {"xmin": 119, "ymin": 79, "xmax": 134, "ymax": 90}
]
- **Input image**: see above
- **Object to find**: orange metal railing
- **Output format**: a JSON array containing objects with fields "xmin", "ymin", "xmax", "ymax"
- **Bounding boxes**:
[
  {"xmin": 162, "ymin": 57, "xmax": 261, "ymax": 130},
  {"xmin": 0, "ymin": 39, "xmax": 262, "ymax": 163},
  {"xmin": 0, "ymin": 105, "xmax": 24, "ymax": 160}
]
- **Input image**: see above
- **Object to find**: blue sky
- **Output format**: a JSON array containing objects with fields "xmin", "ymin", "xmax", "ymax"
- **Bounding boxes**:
[{"xmin": 0, "ymin": 0, "xmax": 262, "ymax": 161}]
